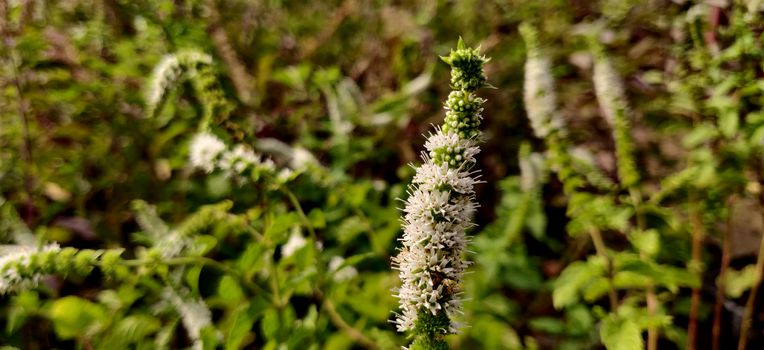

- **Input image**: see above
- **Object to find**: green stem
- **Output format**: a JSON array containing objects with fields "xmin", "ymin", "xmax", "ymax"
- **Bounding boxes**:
[
  {"xmin": 687, "ymin": 193, "xmax": 705, "ymax": 350},
  {"xmin": 630, "ymin": 188, "xmax": 659, "ymax": 350},
  {"xmin": 323, "ymin": 298, "xmax": 379, "ymax": 350},
  {"xmin": 282, "ymin": 187, "xmax": 325, "ymax": 285},
  {"xmin": 590, "ymin": 227, "xmax": 618, "ymax": 310},
  {"xmin": 114, "ymin": 256, "xmax": 273, "ymax": 301}
]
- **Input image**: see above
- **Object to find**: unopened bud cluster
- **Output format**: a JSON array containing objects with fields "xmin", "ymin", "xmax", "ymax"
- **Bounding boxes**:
[
  {"xmin": 442, "ymin": 91, "xmax": 485, "ymax": 139},
  {"xmin": 443, "ymin": 44, "xmax": 489, "ymax": 92}
]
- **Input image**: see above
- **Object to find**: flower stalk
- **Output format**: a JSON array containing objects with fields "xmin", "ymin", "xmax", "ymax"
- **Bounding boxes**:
[{"xmin": 393, "ymin": 38, "xmax": 489, "ymax": 349}]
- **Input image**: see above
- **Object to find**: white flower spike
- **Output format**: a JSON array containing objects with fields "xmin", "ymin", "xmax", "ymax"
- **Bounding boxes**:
[{"xmin": 393, "ymin": 38, "xmax": 489, "ymax": 349}]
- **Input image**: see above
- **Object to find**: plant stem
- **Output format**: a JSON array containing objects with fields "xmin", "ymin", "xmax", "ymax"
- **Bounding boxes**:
[
  {"xmin": 631, "ymin": 188, "xmax": 659, "ymax": 350},
  {"xmin": 737, "ymin": 186, "xmax": 764, "ymax": 350},
  {"xmin": 687, "ymin": 193, "xmax": 705, "ymax": 350},
  {"xmin": 590, "ymin": 227, "xmax": 618, "ymax": 310},
  {"xmin": 712, "ymin": 196, "xmax": 734, "ymax": 350},
  {"xmin": 282, "ymin": 187, "xmax": 325, "ymax": 284},
  {"xmin": 323, "ymin": 298, "xmax": 379, "ymax": 350},
  {"xmin": 116, "ymin": 256, "xmax": 273, "ymax": 301}
]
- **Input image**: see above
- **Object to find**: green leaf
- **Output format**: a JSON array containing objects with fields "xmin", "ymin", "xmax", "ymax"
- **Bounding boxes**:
[
  {"xmin": 226, "ymin": 300, "xmax": 268, "ymax": 350},
  {"xmin": 566, "ymin": 305, "xmax": 594, "ymax": 335},
  {"xmin": 469, "ymin": 315, "xmax": 523, "ymax": 349},
  {"xmin": 261, "ymin": 308, "xmax": 280, "ymax": 341},
  {"xmin": 186, "ymin": 265, "xmax": 203, "ymax": 295},
  {"xmin": 201, "ymin": 325, "xmax": 219, "ymax": 350},
  {"xmin": 265, "ymin": 212, "xmax": 300, "ymax": 243},
  {"xmin": 525, "ymin": 194, "xmax": 547, "ymax": 240},
  {"xmin": 339, "ymin": 252, "xmax": 375, "ymax": 269},
  {"xmin": 237, "ymin": 242, "xmax": 266, "ymax": 277},
  {"xmin": 335, "ymin": 217, "xmax": 368, "ymax": 244},
  {"xmin": 218, "ymin": 275, "xmax": 244, "ymax": 302},
  {"xmin": 614, "ymin": 253, "xmax": 700, "ymax": 291},
  {"xmin": 682, "ymin": 123, "xmax": 718, "ymax": 148},
  {"xmin": 107, "ymin": 315, "xmax": 161, "ymax": 345},
  {"xmin": 7, "ymin": 291, "xmax": 39, "ymax": 333},
  {"xmin": 724, "ymin": 265, "xmax": 757, "ymax": 298},
  {"xmin": 529, "ymin": 317, "xmax": 566, "ymax": 335},
  {"xmin": 582, "ymin": 277, "xmax": 611, "ymax": 302},
  {"xmin": 719, "ymin": 111, "xmax": 739, "ymax": 138},
  {"xmin": 553, "ymin": 256, "xmax": 607, "ymax": 309},
  {"xmin": 48, "ymin": 296, "xmax": 107, "ymax": 339},
  {"xmin": 308, "ymin": 208, "xmax": 326, "ymax": 229},
  {"xmin": 600, "ymin": 316, "xmax": 643, "ymax": 350},
  {"xmin": 190, "ymin": 235, "xmax": 218, "ymax": 256},
  {"xmin": 629, "ymin": 229, "xmax": 660, "ymax": 258}
]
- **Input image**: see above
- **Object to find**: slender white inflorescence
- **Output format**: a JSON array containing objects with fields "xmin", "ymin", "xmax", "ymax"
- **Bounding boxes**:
[
  {"xmin": 0, "ymin": 244, "xmax": 61, "ymax": 294},
  {"xmin": 145, "ymin": 51, "xmax": 213, "ymax": 116},
  {"xmin": 592, "ymin": 51, "xmax": 627, "ymax": 128},
  {"xmin": 163, "ymin": 288, "xmax": 213, "ymax": 350},
  {"xmin": 591, "ymin": 43, "xmax": 639, "ymax": 188},
  {"xmin": 520, "ymin": 23, "xmax": 566, "ymax": 139},
  {"xmin": 393, "ymin": 40, "xmax": 488, "ymax": 341}
]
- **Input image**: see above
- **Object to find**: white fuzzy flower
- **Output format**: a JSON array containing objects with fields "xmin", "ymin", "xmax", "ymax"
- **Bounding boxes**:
[
  {"xmin": 413, "ymin": 162, "xmax": 479, "ymax": 195},
  {"xmin": 189, "ymin": 132, "xmax": 226, "ymax": 173},
  {"xmin": 163, "ymin": 288, "xmax": 213, "ymax": 350},
  {"xmin": 290, "ymin": 147, "xmax": 318, "ymax": 170},
  {"xmin": 592, "ymin": 55, "xmax": 628, "ymax": 127},
  {"xmin": 276, "ymin": 168, "xmax": 294, "ymax": 183},
  {"xmin": 328, "ymin": 256, "xmax": 358, "ymax": 281},
  {"xmin": 524, "ymin": 54, "xmax": 566, "ymax": 138},
  {"xmin": 519, "ymin": 152, "xmax": 546, "ymax": 191},
  {"xmin": 218, "ymin": 144, "xmax": 260, "ymax": 178},
  {"xmin": 0, "ymin": 243, "xmax": 61, "ymax": 294},
  {"xmin": 188, "ymin": 133, "xmax": 283, "ymax": 184},
  {"xmin": 155, "ymin": 232, "xmax": 191, "ymax": 260},
  {"xmin": 424, "ymin": 129, "xmax": 480, "ymax": 166},
  {"xmin": 281, "ymin": 227, "xmax": 306, "ymax": 258},
  {"xmin": 145, "ymin": 51, "xmax": 212, "ymax": 116},
  {"xmin": 145, "ymin": 55, "xmax": 182, "ymax": 112}
]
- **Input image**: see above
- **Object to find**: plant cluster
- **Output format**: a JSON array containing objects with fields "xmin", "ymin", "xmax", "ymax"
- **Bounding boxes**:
[{"xmin": 2, "ymin": 1, "xmax": 764, "ymax": 350}]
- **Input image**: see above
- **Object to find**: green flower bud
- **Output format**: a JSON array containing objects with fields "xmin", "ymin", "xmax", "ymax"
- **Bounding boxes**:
[
  {"xmin": 55, "ymin": 247, "xmax": 78, "ymax": 273},
  {"xmin": 441, "ymin": 38, "xmax": 490, "ymax": 92},
  {"xmin": 99, "ymin": 249, "xmax": 124, "ymax": 276},
  {"xmin": 74, "ymin": 250, "xmax": 100, "ymax": 275}
]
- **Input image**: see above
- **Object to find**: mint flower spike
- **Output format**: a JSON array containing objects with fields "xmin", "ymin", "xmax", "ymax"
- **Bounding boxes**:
[
  {"xmin": 394, "ymin": 39, "xmax": 489, "ymax": 350},
  {"xmin": 145, "ymin": 51, "xmax": 213, "ymax": 118},
  {"xmin": 162, "ymin": 287, "xmax": 214, "ymax": 350},
  {"xmin": 0, "ymin": 244, "xmax": 61, "ymax": 294},
  {"xmin": 590, "ymin": 41, "xmax": 639, "ymax": 188},
  {"xmin": 520, "ymin": 23, "xmax": 567, "ymax": 139}
]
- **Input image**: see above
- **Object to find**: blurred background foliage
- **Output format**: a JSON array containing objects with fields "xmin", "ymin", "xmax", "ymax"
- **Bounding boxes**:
[{"xmin": 1, "ymin": 0, "xmax": 764, "ymax": 349}]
